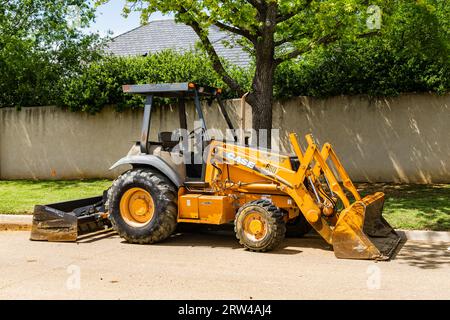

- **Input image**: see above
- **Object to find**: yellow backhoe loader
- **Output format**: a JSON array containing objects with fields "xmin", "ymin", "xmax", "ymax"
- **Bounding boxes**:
[{"xmin": 30, "ymin": 83, "xmax": 401, "ymax": 260}]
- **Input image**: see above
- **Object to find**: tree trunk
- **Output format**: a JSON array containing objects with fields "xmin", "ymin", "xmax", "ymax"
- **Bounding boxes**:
[
  {"xmin": 246, "ymin": 6, "xmax": 276, "ymax": 148},
  {"xmin": 247, "ymin": 62, "xmax": 275, "ymax": 148}
]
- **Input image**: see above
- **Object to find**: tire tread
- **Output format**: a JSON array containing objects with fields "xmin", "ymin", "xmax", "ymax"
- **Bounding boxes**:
[{"xmin": 108, "ymin": 168, "xmax": 178, "ymax": 244}]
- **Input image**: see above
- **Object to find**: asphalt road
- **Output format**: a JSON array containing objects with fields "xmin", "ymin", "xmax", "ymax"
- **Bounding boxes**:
[{"xmin": 0, "ymin": 230, "xmax": 449, "ymax": 300}]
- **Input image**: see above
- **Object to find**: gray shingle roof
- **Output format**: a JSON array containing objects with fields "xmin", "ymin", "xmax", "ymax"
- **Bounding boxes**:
[{"xmin": 105, "ymin": 19, "xmax": 251, "ymax": 68}]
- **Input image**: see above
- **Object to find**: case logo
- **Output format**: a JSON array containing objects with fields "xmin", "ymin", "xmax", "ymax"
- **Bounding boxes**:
[{"xmin": 225, "ymin": 152, "xmax": 256, "ymax": 170}]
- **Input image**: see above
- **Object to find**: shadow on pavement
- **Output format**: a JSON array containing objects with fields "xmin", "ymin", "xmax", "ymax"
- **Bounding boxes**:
[
  {"xmin": 395, "ymin": 241, "xmax": 450, "ymax": 269},
  {"xmin": 113, "ymin": 224, "xmax": 332, "ymax": 256},
  {"xmin": 73, "ymin": 223, "xmax": 334, "ymax": 255},
  {"xmin": 77, "ymin": 229, "xmax": 118, "ymax": 243},
  {"xmin": 74, "ymin": 225, "xmax": 449, "ymax": 266},
  {"xmin": 160, "ymin": 223, "xmax": 332, "ymax": 255}
]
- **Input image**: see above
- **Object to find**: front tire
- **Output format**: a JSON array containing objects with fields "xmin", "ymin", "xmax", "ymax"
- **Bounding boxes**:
[
  {"xmin": 108, "ymin": 168, "xmax": 178, "ymax": 244},
  {"xmin": 234, "ymin": 200, "xmax": 286, "ymax": 252}
]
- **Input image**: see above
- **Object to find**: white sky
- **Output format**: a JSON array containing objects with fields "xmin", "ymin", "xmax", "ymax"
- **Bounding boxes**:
[{"xmin": 86, "ymin": 1, "xmax": 173, "ymax": 37}]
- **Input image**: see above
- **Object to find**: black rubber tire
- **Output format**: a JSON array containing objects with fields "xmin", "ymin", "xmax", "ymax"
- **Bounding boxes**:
[
  {"xmin": 234, "ymin": 200, "xmax": 286, "ymax": 252},
  {"xmin": 286, "ymin": 214, "xmax": 313, "ymax": 238},
  {"xmin": 107, "ymin": 168, "xmax": 178, "ymax": 244}
]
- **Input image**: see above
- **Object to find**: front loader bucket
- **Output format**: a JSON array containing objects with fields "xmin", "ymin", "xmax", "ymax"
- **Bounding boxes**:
[
  {"xmin": 332, "ymin": 192, "xmax": 401, "ymax": 260},
  {"xmin": 30, "ymin": 196, "xmax": 110, "ymax": 242}
]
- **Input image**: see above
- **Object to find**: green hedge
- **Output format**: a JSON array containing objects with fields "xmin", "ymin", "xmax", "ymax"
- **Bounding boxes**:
[
  {"xmin": 275, "ymin": 1, "xmax": 450, "ymax": 98},
  {"xmin": 275, "ymin": 40, "xmax": 449, "ymax": 99},
  {"xmin": 2, "ymin": 1, "xmax": 448, "ymax": 110},
  {"xmin": 57, "ymin": 50, "xmax": 251, "ymax": 113},
  {"xmin": 58, "ymin": 44, "xmax": 449, "ymax": 114}
]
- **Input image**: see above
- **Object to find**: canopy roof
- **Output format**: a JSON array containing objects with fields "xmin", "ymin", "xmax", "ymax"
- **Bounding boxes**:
[{"xmin": 122, "ymin": 83, "xmax": 221, "ymax": 98}]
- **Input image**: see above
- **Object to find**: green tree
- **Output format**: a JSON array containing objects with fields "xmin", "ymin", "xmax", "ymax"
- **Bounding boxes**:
[
  {"xmin": 275, "ymin": 1, "xmax": 450, "ymax": 97},
  {"xmin": 0, "ymin": 0, "xmax": 102, "ymax": 107},
  {"xmin": 98, "ymin": 0, "xmax": 393, "ymax": 138}
]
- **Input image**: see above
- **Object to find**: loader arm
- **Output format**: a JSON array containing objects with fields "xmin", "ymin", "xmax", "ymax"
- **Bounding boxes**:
[
  {"xmin": 208, "ymin": 134, "xmax": 401, "ymax": 260},
  {"xmin": 209, "ymin": 140, "xmax": 335, "ymax": 244},
  {"xmin": 310, "ymin": 139, "xmax": 360, "ymax": 202}
]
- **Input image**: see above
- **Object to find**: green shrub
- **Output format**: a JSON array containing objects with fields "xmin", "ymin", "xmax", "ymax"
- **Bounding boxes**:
[
  {"xmin": 275, "ymin": 1, "xmax": 450, "ymax": 98},
  {"xmin": 3, "ymin": 2, "xmax": 448, "ymax": 110},
  {"xmin": 57, "ymin": 50, "xmax": 251, "ymax": 113}
]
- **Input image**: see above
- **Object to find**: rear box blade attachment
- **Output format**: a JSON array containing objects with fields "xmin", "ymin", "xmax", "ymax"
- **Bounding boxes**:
[
  {"xmin": 30, "ymin": 196, "xmax": 110, "ymax": 242},
  {"xmin": 332, "ymin": 192, "xmax": 401, "ymax": 260}
]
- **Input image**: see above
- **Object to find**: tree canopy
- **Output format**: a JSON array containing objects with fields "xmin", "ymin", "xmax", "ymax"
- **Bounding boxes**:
[
  {"xmin": 0, "ymin": 0, "xmax": 448, "ymax": 113},
  {"xmin": 0, "ymin": 0, "xmax": 102, "ymax": 107},
  {"xmin": 276, "ymin": 0, "xmax": 450, "ymax": 97},
  {"xmin": 103, "ymin": 0, "xmax": 388, "ymax": 96},
  {"xmin": 97, "ymin": 0, "xmax": 448, "ymax": 133}
]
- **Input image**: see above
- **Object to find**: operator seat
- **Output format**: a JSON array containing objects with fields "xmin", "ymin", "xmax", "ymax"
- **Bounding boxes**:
[{"xmin": 158, "ymin": 131, "xmax": 179, "ymax": 151}]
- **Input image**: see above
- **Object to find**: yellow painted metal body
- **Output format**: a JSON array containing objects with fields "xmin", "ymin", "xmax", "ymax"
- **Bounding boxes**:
[
  {"xmin": 178, "ymin": 194, "xmax": 200, "ymax": 219},
  {"xmin": 178, "ymin": 190, "xmax": 235, "ymax": 224},
  {"xmin": 176, "ymin": 133, "xmax": 400, "ymax": 260}
]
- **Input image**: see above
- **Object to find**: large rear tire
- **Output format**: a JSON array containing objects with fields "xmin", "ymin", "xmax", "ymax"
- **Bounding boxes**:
[
  {"xmin": 234, "ymin": 200, "xmax": 286, "ymax": 252},
  {"xmin": 107, "ymin": 168, "xmax": 178, "ymax": 244}
]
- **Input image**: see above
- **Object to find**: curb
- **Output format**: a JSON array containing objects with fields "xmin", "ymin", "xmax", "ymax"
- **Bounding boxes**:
[
  {"xmin": 396, "ymin": 230, "xmax": 450, "ymax": 242},
  {"xmin": 0, "ymin": 214, "xmax": 32, "ymax": 231},
  {"xmin": 0, "ymin": 215, "xmax": 450, "ymax": 242}
]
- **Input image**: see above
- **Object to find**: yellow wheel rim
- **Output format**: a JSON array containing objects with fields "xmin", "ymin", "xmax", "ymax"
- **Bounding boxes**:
[
  {"xmin": 119, "ymin": 187, "xmax": 155, "ymax": 227},
  {"xmin": 243, "ymin": 212, "xmax": 267, "ymax": 241}
]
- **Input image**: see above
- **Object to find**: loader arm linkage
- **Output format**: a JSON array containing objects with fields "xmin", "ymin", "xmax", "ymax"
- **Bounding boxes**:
[{"xmin": 211, "ymin": 133, "xmax": 401, "ymax": 260}]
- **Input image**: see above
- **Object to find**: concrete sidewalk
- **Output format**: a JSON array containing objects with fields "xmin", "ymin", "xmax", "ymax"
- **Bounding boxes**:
[{"xmin": 2, "ymin": 214, "xmax": 449, "ymax": 242}]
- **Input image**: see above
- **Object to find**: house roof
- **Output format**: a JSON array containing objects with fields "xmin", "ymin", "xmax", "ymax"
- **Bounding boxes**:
[{"xmin": 105, "ymin": 19, "xmax": 251, "ymax": 68}]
